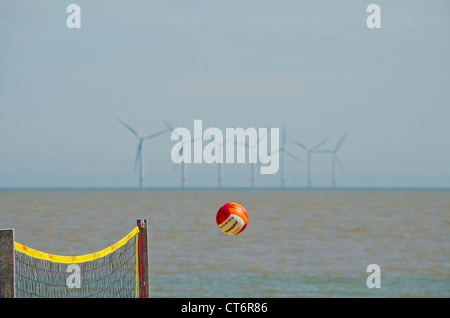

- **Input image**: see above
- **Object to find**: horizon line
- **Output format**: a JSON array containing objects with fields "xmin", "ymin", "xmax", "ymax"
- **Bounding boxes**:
[{"xmin": 1, "ymin": 186, "xmax": 449, "ymax": 191}]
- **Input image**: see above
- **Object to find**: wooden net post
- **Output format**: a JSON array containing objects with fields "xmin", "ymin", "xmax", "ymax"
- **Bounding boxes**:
[
  {"xmin": 137, "ymin": 218, "xmax": 149, "ymax": 298},
  {"xmin": 0, "ymin": 228, "xmax": 15, "ymax": 298}
]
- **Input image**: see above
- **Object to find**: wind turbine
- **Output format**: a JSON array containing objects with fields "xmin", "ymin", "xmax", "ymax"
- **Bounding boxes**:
[
  {"xmin": 212, "ymin": 133, "xmax": 236, "ymax": 188},
  {"xmin": 164, "ymin": 120, "xmax": 202, "ymax": 188},
  {"xmin": 240, "ymin": 129, "xmax": 270, "ymax": 188},
  {"xmin": 164, "ymin": 120, "xmax": 186, "ymax": 187},
  {"xmin": 270, "ymin": 124, "xmax": 287, "ymax": 187},
  {"xmin": 289, "ymin": 137, "xmax": 329, "ymax": 188},
  {"xmin": 315, "ymin": 133, "xmax": 347, "ymax": 188},
  {"xmin": 175, "ymin": 140, "xmax": 189, "ymax": 188},
  {"xmin": 280, "ymin": 124, "xmax": 287, "ymax": 188},
  {"xmin": 118, "ymin": 118, "xmax": 169, "ymax": 188},
  {"xmin": 285, "ymin": 150, "xmax": 304, "ymax": 187}
]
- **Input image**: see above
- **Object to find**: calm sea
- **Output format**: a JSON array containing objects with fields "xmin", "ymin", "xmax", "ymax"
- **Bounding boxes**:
[{"xmin": 1, "ymin": 189, "xmax": 449, "ymax": 297}]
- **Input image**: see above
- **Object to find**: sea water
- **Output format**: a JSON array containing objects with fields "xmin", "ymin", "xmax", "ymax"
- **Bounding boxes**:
[{"xmin": 1, "ymin": 188, "xmax": 449, "ymax": 297}]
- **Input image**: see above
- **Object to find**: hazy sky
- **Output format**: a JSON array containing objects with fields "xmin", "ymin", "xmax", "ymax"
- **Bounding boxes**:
[{"xmin": 1, "ymin": 1, "xmax": 449, "ymax": 188}]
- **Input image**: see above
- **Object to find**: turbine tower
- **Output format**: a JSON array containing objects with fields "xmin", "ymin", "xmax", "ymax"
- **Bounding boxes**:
[
  {"xmin": 271, "ymin": 124, "xmax": 287, "ymax": 187},
  {"xmin": 280, "ymin": 124, "xmax": 287, "ymax": 188},
  {"xmin": 289, "ymin": 137, "xmax": 329, "ymax": 188},
  {"xmin": 164, "ymin": 120, "xmax": 201, "ymax": 188},
  {"xmin": 176, "ymin": 141, "xmax": 188, "ymax": 188},
  {"xmin": 214, "ymin": 134, "xmax": 236, "ymax": 188},
  {"xmin": 164, "ymin": 120, "xmax": 186, "ymax": 188},
  {"xmin": 316, "ymin": 133, "xmax": 346, "ymax": 188},
  {"xmin": 118, "ymin": 118, "xmax": 169, "ymax": 188},
  {"xmin": 241, "ymin": 129, "xmax": 270, "ymax": 188}
]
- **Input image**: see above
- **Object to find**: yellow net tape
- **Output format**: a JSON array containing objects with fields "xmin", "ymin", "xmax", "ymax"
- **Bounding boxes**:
[
  {"xmin": 135, "ymin": 231, "xmax": 139, "ymax": 298},
  {"xmin": 14, "ymin": 225, "xmax": 140, "ymax": 264}
]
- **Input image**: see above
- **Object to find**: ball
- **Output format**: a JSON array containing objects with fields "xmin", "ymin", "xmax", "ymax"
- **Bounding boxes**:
[{"xmin": 216, "ymin": 202, "xmax": 248, "ymax": 235}]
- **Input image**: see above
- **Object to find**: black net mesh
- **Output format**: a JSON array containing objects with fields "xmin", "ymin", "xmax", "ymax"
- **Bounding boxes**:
[{"xmin": 14, "ymin": 234, "xmax": 140, "ymax": 298}]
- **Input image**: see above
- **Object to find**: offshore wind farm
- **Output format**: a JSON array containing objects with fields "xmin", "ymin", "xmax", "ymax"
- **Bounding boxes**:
[{"xmin": 117, "ymin": 118, "xmax": 347, "ymax": 189}]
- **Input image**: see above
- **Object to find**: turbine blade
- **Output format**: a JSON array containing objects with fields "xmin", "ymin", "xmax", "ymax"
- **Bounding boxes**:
[
  {"xmin": 234, "ymin": 141, "xmax": 249, "ymax": 148},
  {"xmin": 177, "ymin": 141, "xmax": 186, "ymax": 157},
  {"xmin": 162, "ymin": 119, "xmax": 174, "ymax": 131},
  {"xmin": 311, "ymin": 138, "xmax": 330, "ymax": 151},
  {"xmin": 282, "ymin": 123, "xmax": 287, "ymax": 146},
  {"xmin": 163, "ymin": 119, "xmax": 181, "ymax": 138},
  {"xmin": 289, "ymin": 139, "xmax": 307, "ymax": 150},
  {"xmin": 334, "ymin": 133, "xmax": 347, "ymax": 152},
  {"xmin": 143, "ymin": 128, "xmax": 170, "ymax": 140},
  {"xmin": 286, "ymin": 151, "xmax": 304, "ymax": 163},
  {"xmin": 335, "ymin": 156, "xmax": 345, "ymax": 172},
  {"xmin": 135, "ymin": 142, "xmax": 142, "ymax": 171},
  {"xmin": 118, "ymin": 118, "xmax": 139, "ymax": 138},
  {"xmin": 271, "ymin": 147, "xmax": 284, "ymax": 156}
]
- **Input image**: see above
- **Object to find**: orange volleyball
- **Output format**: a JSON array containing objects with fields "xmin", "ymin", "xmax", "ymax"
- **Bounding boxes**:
[{"xmin": 216, "ymin": 202, "xmax": 248, "ymax": 235}]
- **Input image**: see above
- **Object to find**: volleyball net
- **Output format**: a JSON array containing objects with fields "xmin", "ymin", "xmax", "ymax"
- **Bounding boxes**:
[{"xmin": 0, "ymin": 219, "xmax": 149, "ymax": 298}]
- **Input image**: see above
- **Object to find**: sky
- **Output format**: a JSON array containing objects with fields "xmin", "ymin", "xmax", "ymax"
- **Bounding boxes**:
[{"xmin": 0, "ymin": 0, "xmax": 449, "ymax": 189}]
